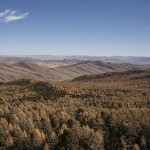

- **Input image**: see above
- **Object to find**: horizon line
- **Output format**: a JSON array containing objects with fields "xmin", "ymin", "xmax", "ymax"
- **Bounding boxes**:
[{"xmin": 0, "ymin": 55, "xmax": 149, "ymax": 58}]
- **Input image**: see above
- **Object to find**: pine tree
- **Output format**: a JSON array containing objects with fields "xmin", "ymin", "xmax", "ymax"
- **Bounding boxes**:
[
  {"xmin": 6, "ymin": 134, "xmax": 13, "ymax": 148},
  {"xmin": 57, "ymin": 129, "xmax": 79, "ymax": 150},
  {"xmin": 33, "ymin": 128, "xmax": 45, "ymax": 148},
  {"xmin": 140, "ymin": 136, "xmax": 147, "ymax": 150},
  {"xmin": 43, "ymin": 143, "xmax": 50, "ymax": 150},
  {"xmin": 0, "ymin": 131, "xmax": 6, "ymax": 150},
  {"xmin": 133, "ymin": 144, "xmax": 140, "ymax": 150}
]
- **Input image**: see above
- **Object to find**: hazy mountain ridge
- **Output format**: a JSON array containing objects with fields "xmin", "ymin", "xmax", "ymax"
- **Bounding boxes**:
[{"xmin": 0, "ymin": 57, "xmax": 146, "ymax": 81}]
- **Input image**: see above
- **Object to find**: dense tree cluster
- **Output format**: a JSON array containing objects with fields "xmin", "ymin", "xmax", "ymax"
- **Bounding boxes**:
[{"xmin": 0, "ymin": 70, "xmax": 150, "ymax": 149}]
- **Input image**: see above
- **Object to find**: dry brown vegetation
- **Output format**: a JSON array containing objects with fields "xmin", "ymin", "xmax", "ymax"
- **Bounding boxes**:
[{"xmin": 0, "ymin": 69, "xmax": 150, "ymax": 150}]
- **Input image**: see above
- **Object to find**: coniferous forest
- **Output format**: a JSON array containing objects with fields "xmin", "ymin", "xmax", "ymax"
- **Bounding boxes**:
[{"xmin": 0, "ymin": 69, "xmax": 150, "ymax": 150}]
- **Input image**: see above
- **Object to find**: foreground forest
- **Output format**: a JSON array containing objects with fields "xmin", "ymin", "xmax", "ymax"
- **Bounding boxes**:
[{"xmin": 0, "ymin": 69, "xmax": 150, "ymax": 150}]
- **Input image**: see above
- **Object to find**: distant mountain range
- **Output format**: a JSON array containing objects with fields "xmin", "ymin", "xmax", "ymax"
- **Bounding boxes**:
[{"xmin": 1, "ymin": 55, "xmax": 150, "ymax": 64}]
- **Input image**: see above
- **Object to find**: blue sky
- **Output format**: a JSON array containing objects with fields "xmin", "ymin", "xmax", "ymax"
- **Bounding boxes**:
[{"xmin": 0, "ymin": 0, "xmax": 150, "ymax": 56}]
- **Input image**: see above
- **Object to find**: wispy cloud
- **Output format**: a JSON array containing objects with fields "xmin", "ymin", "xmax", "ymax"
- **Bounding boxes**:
[
  {"xmin": 0, "ymin": 9, "xmax": 11, "ymax": 17},
  {"xmin": 0, "ymin": 9, "xmax": 29, "ymax": 23}
]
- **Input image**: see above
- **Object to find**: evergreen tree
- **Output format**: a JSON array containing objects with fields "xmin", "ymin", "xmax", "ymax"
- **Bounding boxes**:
[
  {"xmin": 57, "ymin": 129, "xmax": 79, "ymax": 150},
  {"xmin": 0, "ymin": 132, "xmax": 6, "ymax": 150}
]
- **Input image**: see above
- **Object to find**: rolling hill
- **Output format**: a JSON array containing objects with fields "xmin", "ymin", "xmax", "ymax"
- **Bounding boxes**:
[{"xmin": 0, "ymin": 59, "xmax": 145, "ymax": 81}]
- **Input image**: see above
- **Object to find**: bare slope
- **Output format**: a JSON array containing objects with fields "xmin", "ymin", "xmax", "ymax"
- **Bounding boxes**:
[
  {"xmin": 51, "ymin": 60, "xmax": 144, "ymax": 80},
  {"xmin": 0, "ymin": 60, "xmax": 145, "ymax": 81}
]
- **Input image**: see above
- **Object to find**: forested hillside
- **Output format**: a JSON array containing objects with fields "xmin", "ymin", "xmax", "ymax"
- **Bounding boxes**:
[{"xmin": 0, "ymin": 69, "xmax": 150, "ymax": 150}]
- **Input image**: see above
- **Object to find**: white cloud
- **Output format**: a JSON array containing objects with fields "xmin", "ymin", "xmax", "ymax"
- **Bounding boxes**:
[
  {"xmin": 0, "ymin": 9, "xmax": 29, "ymax": 23},
  {"xmin": 4, "ymin": 11, "xmax": 29, "ymax": 23},
  {"xmin": 0, "ymin": 9, "xmax": 11, "ymax": 17}
]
